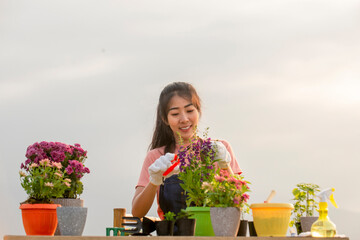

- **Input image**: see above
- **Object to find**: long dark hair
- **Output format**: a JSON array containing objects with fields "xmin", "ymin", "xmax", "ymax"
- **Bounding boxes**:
[{"xmin": 150, "ymin": 82, "xmax": 201, "ymax": 153}]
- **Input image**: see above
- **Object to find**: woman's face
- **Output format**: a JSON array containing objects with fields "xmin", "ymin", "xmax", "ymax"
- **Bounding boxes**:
[{"xmin": 166, "ymin": 95, "xmax": 199, "ymax": 144}]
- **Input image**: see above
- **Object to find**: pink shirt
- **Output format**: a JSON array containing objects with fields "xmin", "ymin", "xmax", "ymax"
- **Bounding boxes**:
[{"xmin": 135, "ymin": 139, "xmax": 242, "ymax": 219}]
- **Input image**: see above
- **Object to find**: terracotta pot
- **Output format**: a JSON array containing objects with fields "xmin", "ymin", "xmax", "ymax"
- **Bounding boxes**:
[{"xmin": 20, "ymin": 203, "xmax": 60, "ymax": 235}]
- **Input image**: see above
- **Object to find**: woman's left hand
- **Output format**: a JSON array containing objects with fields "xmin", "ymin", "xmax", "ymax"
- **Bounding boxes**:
[{"xmin": 212, "ymin": 141, "xmax": 231, "ymax": 169}]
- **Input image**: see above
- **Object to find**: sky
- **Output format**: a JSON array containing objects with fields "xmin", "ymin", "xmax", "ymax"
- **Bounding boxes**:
[{"xmin": 1, "ymin": 0, "xmax": 360, "ymax": 239}]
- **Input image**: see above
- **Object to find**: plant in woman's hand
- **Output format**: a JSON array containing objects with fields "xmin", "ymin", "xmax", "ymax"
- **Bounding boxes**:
[
  {"xmin": 20, "ymin": 159, "xmax": 71, "ymax": 204},
  {"xmin": 203, "ymin": 169, "xmax": 250, "ymax": 208},
  {"xmin": 20, "ymin": 141, "xmax": 90, "ymax": 198},
  {"xmin": 178, "ymin": 128, "xmax": 250, "ymax": 208},
  {"xmin": 177, "ymin": 131, "xmax": 217, "ymax": 207}
]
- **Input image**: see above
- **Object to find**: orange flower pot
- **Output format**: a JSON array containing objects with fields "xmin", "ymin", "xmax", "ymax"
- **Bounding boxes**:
[{"xmin": 20, "ymin": 203, "xmax": 60, "ymax": 235}]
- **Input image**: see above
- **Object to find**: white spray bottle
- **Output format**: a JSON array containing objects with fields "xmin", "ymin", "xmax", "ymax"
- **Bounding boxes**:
[{"xmin": 311, "ymin": 188, "xmax": 338, "ymax": 237}]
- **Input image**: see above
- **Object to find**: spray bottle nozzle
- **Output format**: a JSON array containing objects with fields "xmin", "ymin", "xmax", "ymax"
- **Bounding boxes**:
[{"xmin": 317, "ymin": 188, "xmax": 338, "ymax": 208}]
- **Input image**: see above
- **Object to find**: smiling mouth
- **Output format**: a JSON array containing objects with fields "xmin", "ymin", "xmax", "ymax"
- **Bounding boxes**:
[{"xmin": 179, "ymin": 125, "xmax": 191, "ymax": 130}]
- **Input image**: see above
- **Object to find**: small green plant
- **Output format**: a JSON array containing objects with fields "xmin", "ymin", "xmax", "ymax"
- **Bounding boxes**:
[
  {"xmin": 290, "ymin": 183, "xmax": 320, "ymax": 232},
  {"xmin": 176, "ymin": 209, "xmax": 193, "ymax": 220},
  {"xmin": 164, "ymin": 211, "xmax": 176, "ymax": 221}
]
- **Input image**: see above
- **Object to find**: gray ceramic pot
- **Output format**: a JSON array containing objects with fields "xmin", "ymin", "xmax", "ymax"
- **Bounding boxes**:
[
  {"xmin": 52, "ymin": 198, "xmax": 83, "ymax": 235},
  {"xmin": 56, "ymin": 206, "xmax": 87, "ymax": 236},
  {"xmin": 210, "ymin": 207, "xmax": 241, "ymax": 236},
  {"xmin": 300, "ymin": 216, "xmax": 318, "ymax": 232}
]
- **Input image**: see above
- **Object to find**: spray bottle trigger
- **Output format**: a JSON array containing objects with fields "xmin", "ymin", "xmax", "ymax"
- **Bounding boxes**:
[{"xmin": 329, "ymin": 193, "xmax": 338, "ymax": 208}]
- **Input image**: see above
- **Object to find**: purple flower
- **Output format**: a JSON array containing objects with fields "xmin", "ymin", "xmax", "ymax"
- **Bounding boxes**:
[
  {"xmin": 39, "ymin": 141, "xmax": 51, "ymax": 150},
  {"xmin": 51, "ymin": 151, "xmax": 66, "ymax": 162},
  {"xmin": 69, "ymin": 160, "xmax": 77, "ymax": 168},
  {"xmin": 75, "ymin": 162, "xmax": 84, "ymax": 173},
  {"xmin": 65, "ymin": 166, "xmax": 73, "ymax": 175}
]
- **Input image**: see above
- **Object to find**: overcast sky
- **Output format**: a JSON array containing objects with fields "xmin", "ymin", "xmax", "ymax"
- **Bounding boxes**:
[{"xmin": 1, "ymin": 0, "xmax": 360, "ymax": 238}]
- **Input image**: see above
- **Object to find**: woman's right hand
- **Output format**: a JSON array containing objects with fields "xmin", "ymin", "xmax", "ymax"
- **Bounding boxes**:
[
  {"xmin": 148, "ymin": 153, "xmax": 179, "ymax": 185},
  {"xmin": 132, "ymin": 153, "xmax": 179, "ymax": 218}
]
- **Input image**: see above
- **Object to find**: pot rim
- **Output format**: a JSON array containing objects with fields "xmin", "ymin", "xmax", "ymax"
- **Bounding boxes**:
[
  {"xmin": 19, "ymin": 203, "xmax": 60, "ymax": 210},
  {"xmin": 250, "ymin": 203, "xmax": 294, "ymax": 209},
  {"xmin": 186, "ymin": 206, "xmax": 211, "ymax": 211},
  {"xmin": 210, "ymin": 206, "xmax": 240, "ymax": 209}
]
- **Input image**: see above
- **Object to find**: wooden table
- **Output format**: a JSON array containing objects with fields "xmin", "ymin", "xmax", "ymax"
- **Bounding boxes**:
[{"xmin": 4, "ymin": 236, "xmax": 350, "ymax": 240}]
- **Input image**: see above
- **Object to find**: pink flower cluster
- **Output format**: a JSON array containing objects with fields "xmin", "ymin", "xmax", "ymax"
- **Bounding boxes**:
[
  {"xmin": 217, "ymin": 170, "xmax": 250, "ymax": 204},
  {"xmin": 25, "ymin": 142, "xmax": 70, "ymax": 164},
  {"xmin": 65, "ymin": 160, "xmax": 90, "ymax": 179},
  {"xmin": 215, "ymin": 170, "xmax": 249, "ymax": 190},
  {"xmin": 21, "ymin": 141, "xmax": 89, "ymax": 179},
  {"xmin": 203, "ymin": 169, "xmax": 251, "ymax": 207}
]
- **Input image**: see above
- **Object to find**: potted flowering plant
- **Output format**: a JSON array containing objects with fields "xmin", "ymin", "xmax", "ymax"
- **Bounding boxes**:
[
  {"xmin": 21, "ymin": 141, "xmax": 90, "ymax": 201},
  {"xmin": 20, "ymin": 141, "xmax": 90, "ymax": 235},
  {"xmin": 19, "ymin": 159, "xmax": 71, "ymax": 235},
  {"xmin": 203, "ymin": 169, "xmax": 250, "ymax": 236},
  {"xmin": 177, "ymin": 129, "xmax": 251, "ymax": 236},
  {"xmin": 177, "ymin": 133, "xmax": 217, "ymax": 236},
  {"xmin": 178, "ymin": 136, "xmax": 217, "ymax": 207}
]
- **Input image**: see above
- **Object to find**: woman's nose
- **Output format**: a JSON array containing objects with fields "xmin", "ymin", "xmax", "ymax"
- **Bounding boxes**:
[{"xmin": 179, "ymin": 113, "xmax": 189, "ymax": 122}]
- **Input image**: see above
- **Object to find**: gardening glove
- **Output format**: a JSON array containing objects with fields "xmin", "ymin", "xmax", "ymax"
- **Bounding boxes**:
[
  {"xmin": 148, "ymin": 153, "xmax": 179, "ymax": 186},
  {"xmin": 212, "ymin": 141, "xmax": 231, "ymax": 169}
]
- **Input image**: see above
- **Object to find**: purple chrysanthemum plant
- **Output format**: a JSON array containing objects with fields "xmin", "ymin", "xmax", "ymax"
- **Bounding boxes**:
[
  {"xmin": 20, "ymin": 141, "xmax": 90, "ymax": 199},
  {"xmin": 177, "ymin": 128, "xmax": 218, "ymax": 207}
]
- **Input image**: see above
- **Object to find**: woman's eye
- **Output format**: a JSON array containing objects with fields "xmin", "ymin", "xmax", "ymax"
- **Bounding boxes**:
[
  {"xmin": 171, "ymin": 113, "xmax": 179, "ymax": 116},
  {"xmin": 187, "ymin": 110, "xmax": 194, "ymax": 113}
]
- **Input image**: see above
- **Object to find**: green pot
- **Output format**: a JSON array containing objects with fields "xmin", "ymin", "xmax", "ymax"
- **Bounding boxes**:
[{"xmin": 186, "ymin": 207, "xmax": 214, "ymax": 236}]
